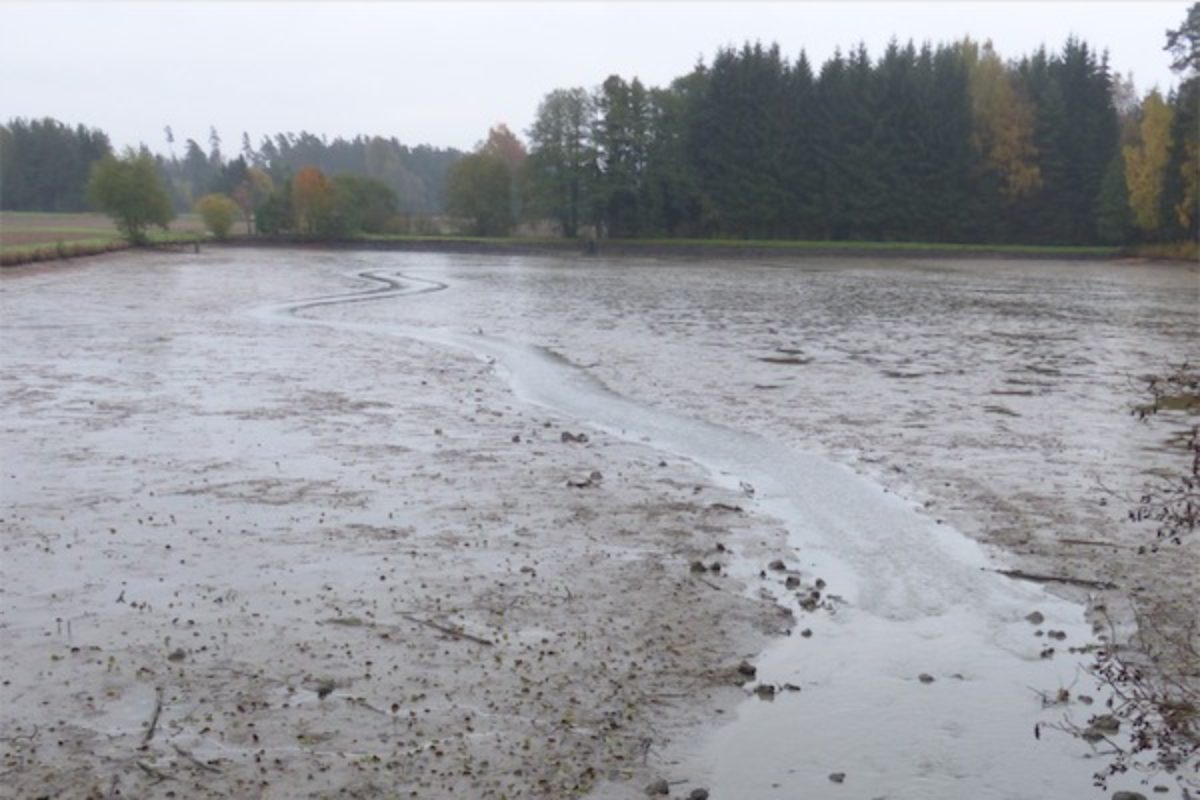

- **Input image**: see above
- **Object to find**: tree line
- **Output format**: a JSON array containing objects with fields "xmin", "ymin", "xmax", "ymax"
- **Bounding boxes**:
[
  {"xmin": 3, "ymin": 7, "xmax": 1197, "ymax": 247},
  {"xmin": 494, "ymin": 32, "xmax": 1197, "ymax": 245}
]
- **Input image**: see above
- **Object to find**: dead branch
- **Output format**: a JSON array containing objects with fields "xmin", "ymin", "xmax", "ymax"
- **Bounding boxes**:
[
  {"xmin": 396, "ymin": 613, "xmax": 494, "ymax": 646},
  {"xmin": 171, "ymin": 744, "xmax": 221, "ymax": 774},
  {"xmin": 992, "ymin": 568, "xmax": 1117, "ymax": 590},
  {"xmin": 140, "ymin": 687, "xmax": 163, "ymax": 749}
]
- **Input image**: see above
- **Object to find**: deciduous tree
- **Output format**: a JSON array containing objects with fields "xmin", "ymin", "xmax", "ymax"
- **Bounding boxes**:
[
  {"xmin": 194, "ymin": 193, "xmax": 239, "ymax": 239},
  {"xmin": 87, "ymin": 149, "xmax": 174, "ymax": 243},
  {"xmin": 291, "ymin": 166, "xmax": 333, "ymax": 234},
  {"xmin": 1123, "ymin": 90, "xmax": 1175, "ymax": 234}
]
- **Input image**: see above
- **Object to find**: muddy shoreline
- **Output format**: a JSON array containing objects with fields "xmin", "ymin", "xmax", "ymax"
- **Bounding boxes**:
[{"xmin": 2, "ymin": 249, "xmax": 1196, "ymax": 798}]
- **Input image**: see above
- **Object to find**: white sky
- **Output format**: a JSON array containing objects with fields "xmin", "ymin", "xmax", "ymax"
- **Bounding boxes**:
[{"xmin": 0, "ymin": 1, "xmax": 1191, "ymax": 154}]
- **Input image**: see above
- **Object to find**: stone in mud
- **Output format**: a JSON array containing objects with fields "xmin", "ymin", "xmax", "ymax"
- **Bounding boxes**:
[
  {"xmin": 1025, "ymin": 610, "xmax": 1045, "ymax": 624},
  {"xmin": 687, "ymin": 790, "xmax": 710, "ymax": 800},
  {"xmin": 1111, "ymin": 793, "xmax": 1147, "ymax": 800},
  {"xmin": 918, "ymin": 673, "xmax": 935, "ymax": 684},
  {"xmin": 754, "ymin": 684, "xmax": 776, "ymax": 699},
  {"xmin": 645, "ymin": 777, "xmax": 670, "ymax": 795},
  {"xmin": 561, "ymin": 431, "xmax": 589, "ymax": 444},
  {"xmin": 784, "ymin": 575, "xmax": 801, "ymax": 589},
  {"xmin": 768, "ymin": 559, "xmax": 786, "ymax": 571},
  {"xmin": 736, "ymin": 660, "xmax": 757, "ymax": 678},
  {"xmin": 828, "ymin": 771, "xmax": 846, "ymax": 783},
  {"xmin": 167, "ymin": 647, "xmax": 186, "ymax": 662},
  {"xmin": 690, "ymin": 561, "xmax": 708, "ymax": 574},
  {"xmin": 800, "ymin": 628, "xmax": 812, "ymax": 638}
]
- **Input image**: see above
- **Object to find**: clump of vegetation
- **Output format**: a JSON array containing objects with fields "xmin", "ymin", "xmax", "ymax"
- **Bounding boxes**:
[
  {"xmin": 86, "ymin": 150, "xmax": 174, "ymax": 244},
  {"xmin": 194, "ymin": 193, "xmax": 239, "ymax": 239},
  {"xmin": 1131, "ymin": 364, "xmax": 1199, "ymax": 546}
]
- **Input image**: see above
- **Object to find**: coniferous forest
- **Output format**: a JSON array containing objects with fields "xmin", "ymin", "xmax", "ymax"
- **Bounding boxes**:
[{"xmin": 2, "ymin": 29, "xmax": 1198, "ymax": 246}]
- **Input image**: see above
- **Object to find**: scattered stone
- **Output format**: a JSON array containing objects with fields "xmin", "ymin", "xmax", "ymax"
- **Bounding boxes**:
[
  {"xmin": 1090, "ymin": 714, "xmax": 1120, "ymax": 734},
  {"xmin": 511, "ymin": 434, "xmax": 521, "ymax": 443},
  {"xmin": 918, "ymin": 673, "xmax": 935, "ymax": 684},
  {"xmin": 589, "ymin": 470, "xmax": 603, "ymax": 482},
  {"xmin": 561, "ymin": 431, "xmax": 589, "ymax": 444},
  {"xmin": 1111, "ymin": 792, "xmax": 1147, "ymax": 800},
  {"xmin": 736, "ymin": 660, "xmax": 757, "ymax": 678},
  {"xmin": 783, "ymin": 682, "xmax": 802, "ymax": 692},
  {"xmin": 1039, "ymin": 647, "xmax": 1055, "ymax": 659},
  {"xmin": 645, "ymin": 777, "xmax": 670, "ymax": 796},
  {"xmin": 690, "ymin": 561, "xmax": 708, "ymax": 574},
  {"xmin": 1047, "ymin": 629, "xmax": 1067, "ymax": 640},
  {"xmin": 768, "ymin": 559, "xmax": 787, "ymax": 571},
  {"xmin": 1077, "ymin": 694, "xmax": 1094, "ymax": 705},
  {"xmin": 800, "ymin": 628, "xmax": 812, "ymax": 638},
  {"xmin": 315, "ymin": 678, "xmax": 336, "ymax": 699},
  {"xmin": 828, "ymin": 772, "xmax": 846, "ymax": 783},
  {"xmin": 784, "ymin": 575, "xmax": 801, "ymax": 589},
  {"xmin": 708, "ymin": 562, "xmax": 722, "ymax": 573},
  {"xmin": 754, "ymin": 684, "xmax": 776, "ymax": 700},
  {"xmin": 715, "ymin": 542, "xmax": 727, "ymax": 552},
  {"xmin": 1025, "ymin": 611, "xmax": 1045, "ymax": 624},
  {"xmin": 566, "ymin": 475, "xmax": 597, "ymax": 489},
  {"xmin": 814, "ymin": 578, "xmax": 826, "ymax": 589},
  {"xmin": 688, "ymin": 790, "xmax": 710, "ymax": 800},
  {"xmin": 166, "ymin": 648, "xmax": 186, "ymax": 662}
]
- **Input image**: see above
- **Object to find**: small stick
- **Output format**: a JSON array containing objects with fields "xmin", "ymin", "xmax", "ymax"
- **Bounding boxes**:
[
  {"xmin": 993, "ymin": 568, "xmax": 1117, "ymax": 590},
  {"xmin": 1057, "ymin": 538, "xmax": 1130, "ymax": 549},
  {"xmin": 397, "ymin": 613, "xmax": 494, "ymax": 646},
  {"xmin": 136, "ymin": 760, "xmax": 173, "ymax": 783},
  {"xmin": 171, "ymin": 744, "xmax": 221, "ymax": 773},
  {"xmin": 140, "ymin": 687, "xmax": 163, "ymax": 749}
]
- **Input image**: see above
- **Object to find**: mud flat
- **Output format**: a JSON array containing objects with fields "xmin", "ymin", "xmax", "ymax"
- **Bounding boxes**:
[{"xmin": 1, "ymin": 249, "xmax": 1196, "ymax": 798}]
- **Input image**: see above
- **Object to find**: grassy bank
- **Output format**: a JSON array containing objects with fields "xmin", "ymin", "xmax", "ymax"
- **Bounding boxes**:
[
  {"xmin": 0, "ymin": 211, "xmax": 206, "ymax": 267},
  {"xmin": 8, "ymin": 211, "xmax": 1196, "ymax": 266}
]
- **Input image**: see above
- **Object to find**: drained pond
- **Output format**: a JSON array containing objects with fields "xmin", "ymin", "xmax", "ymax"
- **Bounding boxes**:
[{"xmin": 1, "ymin": 249, "xmax": 1196, "ymax": 798}]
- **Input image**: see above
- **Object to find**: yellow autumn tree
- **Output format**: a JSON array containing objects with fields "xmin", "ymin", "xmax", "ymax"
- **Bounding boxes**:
[
  {"xmin": 962, "ymin": 39, "xmax": 1041, "ymax": 200},
  {"xmin": 1123, "ymin": 91, "xmax": 1176, "ymax": 234},
  {"xmin": 291, "ymin": 166, "xmax": 334, "ymax": 235}
]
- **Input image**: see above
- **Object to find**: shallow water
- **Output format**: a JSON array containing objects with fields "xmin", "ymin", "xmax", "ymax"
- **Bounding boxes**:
[
  {"xmin": 3, "ymin": 250, "xmax": 1196, "ymax": 798},
  {"xmin": 252, "ymin": 258, "xmax": 1196, "ymax": 797}
]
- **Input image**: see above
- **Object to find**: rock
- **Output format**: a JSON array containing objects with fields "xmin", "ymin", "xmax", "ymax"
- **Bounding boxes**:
[
  {"xmin": 1111, "ymin": 793, "xmax": 1147, "ymax": 800},
  {"xmin": 589, "ymin": 470, "xmax": 603, "ymax": 482},
  {"xmin": 561, "ymin": 431, "xmax": 589, "ymax": 444},
  {"xmin": 736, "ymin": 660, "xmax": 757, "ymax": 678},
  {"xmin": 167, "ymin": 648, "xmax": 186, "ymax": 662},
  {"xmin": 800, "ymin": 628, "xmax": 812, "ymax": 638},
  {"xmin": 708, "ymin": 562, "xmax": 722, "ymax": 573},
  {"xmin": 511, "ymin": 434, "xmax": 521, "ymax": 443},
  {"xmin": 784, "ymin": 575, "xmax": 801, "ymax": 589},
  {"xmin": 687, "ymin": 790, "xmax": 710, "ymax": 800},
  {"xmin": 645, "ymin": 778, "xmax": 670, "ymax": 796},
  {"xmin": 828, "ymin": 772, "xmax": 846, "ymax": 783},
  {"xmin": 768, "ymin": 559, "xmax": 787, "ymax": 571},
  {"xmin": 1025, "ymin": 610, "xmax": 1045, "ymax": 624},
  {"xmin": 814, "ymin": 577, "xmax": 826, "ymax": 589},
  {"xmin": 918, "ymin": 673, "xmax": 935, "ymax": 684},
  {"xmin": 1047, "ymin": 629, "xmax": 1067, "ymax": 640},
  {"xmin": 690, "ymin": 561, "xmax": 708, "ymax": 574},
  {"xmin": 754, "ymin": 684, "xmax": 776, "ymax": 699}
]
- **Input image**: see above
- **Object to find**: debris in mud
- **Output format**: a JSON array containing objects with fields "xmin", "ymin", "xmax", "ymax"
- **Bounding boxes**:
[
  {"xmin": 645, "ymin": 777, "xmax": 670, "ymax": 795},
  {"xmin": 566, "ymin": 470, "xmax": 602, "ymax": 488},
  {"xmin": 561, "ymin": 431, "xmax": 590, "ymax": 444},
  {"xmin": 736, "ymin": 660, "xmax": 757, "ymax": 679},
  {"xmin": 708, "ymin": 502, "xmax": 743, "ymax": 513},
  {"xmin": 754, "ymin": 684, "xmax": 777, "ymax": 700}
]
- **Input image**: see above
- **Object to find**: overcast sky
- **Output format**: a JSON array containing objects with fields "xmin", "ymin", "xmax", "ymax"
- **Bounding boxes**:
[{"xmin": 1, "ymin": 1, "xmax": 1191, "ymax": 155}]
